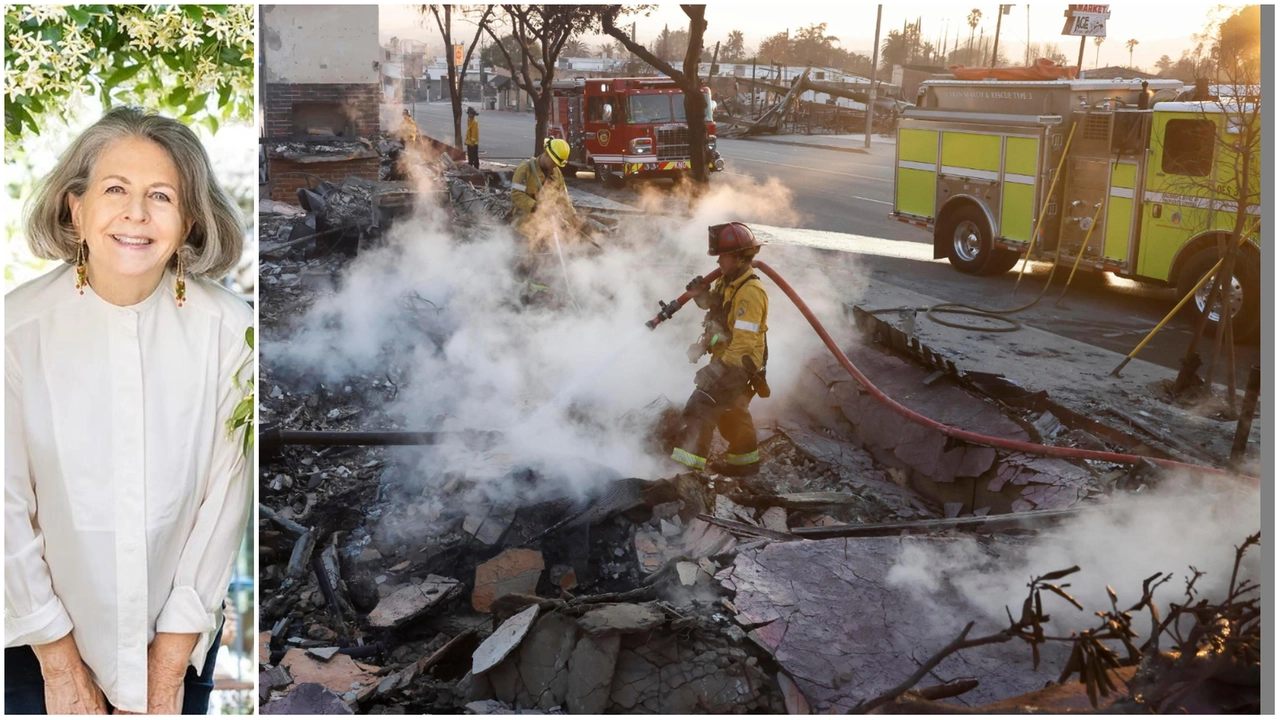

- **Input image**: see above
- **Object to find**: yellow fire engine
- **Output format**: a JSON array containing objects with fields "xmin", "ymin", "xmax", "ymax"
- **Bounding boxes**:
[{"xmin": 892, "ymin": 78, "xmax": 1261, "ymax": 338}]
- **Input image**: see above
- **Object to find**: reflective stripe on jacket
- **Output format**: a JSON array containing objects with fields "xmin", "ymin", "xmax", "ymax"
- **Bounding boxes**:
[{"xmin": 710, "ymin": 270, "xmax": 768, "ymax": 372}]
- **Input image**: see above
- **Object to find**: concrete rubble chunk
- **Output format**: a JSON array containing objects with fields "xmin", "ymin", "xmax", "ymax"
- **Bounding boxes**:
[
  {"xmin": 472, "ymin": 548, "xmax": 545, "ymax": 612},
  {"xmin": 279, "ymin": 648, "xmax": 381, "ymax": 696},
  {"xmin": 577, "ymin": 602, "xmax": 666, "ymax": 636},
  {"xmin": 463, "ymin": 509, "xmax": 516, "ymax": 547},
  {"xmin": 367, "ymin": 574, "xmax": 461, "ymax": 628},
  {"xmin": 566, "ymin": 634, "xmax": 622, "ymax": 714},
  {"xmin": 464, "ymin": 699, "xmax": 519, "ymax": 714},
  {"xmin": 777, "ymin": 672, "xmax": 811, "ymax": 715},
  {"xmin": 259, "ymin": 631, "xmax": 272, "ymax": 665},
  {"xmin": 516, "ymin": 613, "xmax": 579, "ymax": 711},
  {"xmin": 761, "ymin": 506, "xmax": 789, "ymax": 533},
  {"xmin": 261, "ymin": 682, "xmax": 354, "ymax": 715},
  {"xmin": 723, "ymin": 537, "xmax": 1067, "ymax": 712},
  {"xmin": 473, "ymin": 604, "xmax": 540, "ymax": 675},
  {"xmin": 676, "ymin": 561, "xmax": 702, "ymax": 586},
  {"xmin": 305, "ymin": 646, "xmax": 340, "ymax": 661}
]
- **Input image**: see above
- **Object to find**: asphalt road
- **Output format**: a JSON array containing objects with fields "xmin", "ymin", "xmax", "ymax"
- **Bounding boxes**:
[{"xmin": 405, "ymin": 102, "xmax": 1259, "ymax": 380}]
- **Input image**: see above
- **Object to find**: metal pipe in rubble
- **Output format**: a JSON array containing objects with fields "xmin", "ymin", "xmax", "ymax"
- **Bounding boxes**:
[
  {"xmin": 644, "ymin": 268, "xmax": 724, "ymax": 329},
  {"xmin": 260, "ymin": 426, "xmax": 503, "ymax": 456},
  {"xmin": 652, "ymin": 260, "xmax": 1257, "ymax": 485}
]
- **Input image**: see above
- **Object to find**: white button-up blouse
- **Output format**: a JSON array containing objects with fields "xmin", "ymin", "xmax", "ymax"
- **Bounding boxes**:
[{"xmin": 5, "ymin": 264, "xmax": 253, "ymax": 712}]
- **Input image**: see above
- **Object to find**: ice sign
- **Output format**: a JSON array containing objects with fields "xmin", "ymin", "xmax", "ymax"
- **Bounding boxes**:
[{"xmin": 1062, "ymin": 4, "xmax": 1110, "ymax": 37}]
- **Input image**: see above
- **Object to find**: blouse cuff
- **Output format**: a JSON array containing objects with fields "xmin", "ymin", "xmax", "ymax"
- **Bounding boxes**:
[
  {"xmin": 4, "ymin": 594, "xmax": 73, "ymax": 648},
  {"xmin": 155, "ymin": 586, "xmax": 216, "ymax": 636}
]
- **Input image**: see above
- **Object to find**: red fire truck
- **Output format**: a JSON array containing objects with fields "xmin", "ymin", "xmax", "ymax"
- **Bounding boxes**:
[{"xmin": 548, "ymin": 77, "xmax": 724, "ymax": 186}]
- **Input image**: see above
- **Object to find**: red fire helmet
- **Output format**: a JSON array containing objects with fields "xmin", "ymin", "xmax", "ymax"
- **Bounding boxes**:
[{"xmin": 707, "ymin": 222, "xmax": 764, "ymax": 256}]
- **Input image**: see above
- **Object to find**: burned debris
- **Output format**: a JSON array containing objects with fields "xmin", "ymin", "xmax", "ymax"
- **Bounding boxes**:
[{"xmin": 258, "ymin": 128, "xmax": 1259, "ymax": 714}]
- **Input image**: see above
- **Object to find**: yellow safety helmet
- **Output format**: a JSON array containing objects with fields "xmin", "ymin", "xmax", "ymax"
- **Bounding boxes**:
[{"xmin": 544, "ymin": 137, "xmax": 570, "ymax": 167}]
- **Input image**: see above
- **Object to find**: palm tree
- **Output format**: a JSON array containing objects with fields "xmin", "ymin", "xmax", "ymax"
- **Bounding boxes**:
[
  {"xmin": 725, "ymin": 29, "xmax": 746, "ymax": 61},
  {"xmin": 564, "ymin": 38, "xmax": 589, "ymax": 58},
  {"xmin": 966, "ymin": 9, "xmax": 982, "ymax": 65},
  {"xmin": 1093, "ymin": 36, "xmax": 1104, "ymax": 69},
  {"xmin": 1125, "ymin": 38, "xmax": 1139, "ymax": 68}
]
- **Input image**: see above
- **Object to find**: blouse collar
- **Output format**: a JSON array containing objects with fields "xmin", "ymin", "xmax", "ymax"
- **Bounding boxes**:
[{"xmin": 79, "ymin": 266, "xmax": 172, "ymax": 313}]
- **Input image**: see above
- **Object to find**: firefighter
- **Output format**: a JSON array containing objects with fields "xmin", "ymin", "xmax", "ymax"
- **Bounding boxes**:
[
  {"xmin": 399, "ymin": 108, "xmax": 420, "ymax": 144},
  {"xmin": 465, "ymin": 107, "xmax": 480, "ymax": 169},
  {"xmin": 510, "ymin": 137, "xmax": 578, "ymax": 248},
  {"xmin": 671, "ymin": 222, "xmax": 770, "ymax": 477}
]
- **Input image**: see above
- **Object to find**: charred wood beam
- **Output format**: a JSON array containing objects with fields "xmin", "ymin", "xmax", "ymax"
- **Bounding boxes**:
[
  {"xmin": 260, "ymin": 426, "xmax": 503, "ymax": 458},
  {"xmin": 695, "ymin": 513, "xmax": 796, "ymax": 541},
  {"xmin": 791, "ymin": 507, "xmax": 1088, "ymax": 540}
]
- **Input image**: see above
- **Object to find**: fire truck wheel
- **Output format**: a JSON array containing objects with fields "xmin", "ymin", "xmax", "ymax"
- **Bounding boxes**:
[
  {"xmin": 1176, "ymin": 246, "xmax": 1260, "ymax": 343},
  {"xmin": 940, "ymin": 205, "xmax": 996, "ymax": 275},
  {"xmin": 982, "ymin": 249, "xmax": 1022, "ymax": 276},
  {"xmin": 595, "ymin": 166, "xmax": 625, "ymax": 189}
]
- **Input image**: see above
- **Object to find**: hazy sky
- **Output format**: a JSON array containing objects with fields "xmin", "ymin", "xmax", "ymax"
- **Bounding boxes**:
[{"xmin": 380, "ymin": 3, "xmax": 1230, "ymax": 71}]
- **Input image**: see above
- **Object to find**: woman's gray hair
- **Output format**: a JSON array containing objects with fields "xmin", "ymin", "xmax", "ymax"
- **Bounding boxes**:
[{"xmin": 25, "ymin": 106, "xmax": 243, "ymax": 278}]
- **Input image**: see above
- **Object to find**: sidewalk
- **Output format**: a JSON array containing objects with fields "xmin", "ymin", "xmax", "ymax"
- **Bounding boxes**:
[{"xmin": 733, "ymin": 132, "xmax": 896, "ymax": 155}]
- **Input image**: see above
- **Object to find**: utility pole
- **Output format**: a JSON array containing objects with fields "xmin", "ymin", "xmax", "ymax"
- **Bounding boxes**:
[
  {"xmin": 991, "ymin": 4, "xmax": 1008, "ymax": 68},
  {"xmin": 1076, "ymin": 35, "xmax": 1086, "ymax": 76},
  {"xmin": 866, "ymin": 4, "xmax": 881, "ymax": 148}
]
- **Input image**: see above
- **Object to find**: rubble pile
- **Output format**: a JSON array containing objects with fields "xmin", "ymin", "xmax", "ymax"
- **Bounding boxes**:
[{"xmin": 258, "ymin": 153, "xmax": 1258, "ymax": 715}]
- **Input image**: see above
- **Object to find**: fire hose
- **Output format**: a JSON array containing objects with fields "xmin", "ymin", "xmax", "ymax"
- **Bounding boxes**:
[{"xmin": 647, "ymin": 261, "xmax": 1257, "ymax": 485}]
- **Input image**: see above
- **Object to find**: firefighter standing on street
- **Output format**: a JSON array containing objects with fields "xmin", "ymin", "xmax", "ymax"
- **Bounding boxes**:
[
  {"xmin": 671, "ymin": 222, "xmax": 770, "ymax": 477},
  {"xmin": 465, "ymin": 107, "xmax": 480, "ymax": 169},
  {"xmin": 510, "ymin": 137, "xmax": 578, "ymax": 249},
  {"xmin": 399, "ymin": 108, "xmax": 420, "ymax": 145}
]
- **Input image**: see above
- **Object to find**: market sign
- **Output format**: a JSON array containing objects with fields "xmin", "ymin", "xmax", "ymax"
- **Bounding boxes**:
[{"xmin": 1062, "ymin": 4, "xmax": 1109, "ymax": 37}]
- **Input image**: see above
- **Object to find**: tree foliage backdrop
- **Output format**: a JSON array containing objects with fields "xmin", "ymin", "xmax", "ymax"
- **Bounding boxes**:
[{"xmin": 4, "ymin": 4, "xmax": 257, "ymax": 291}]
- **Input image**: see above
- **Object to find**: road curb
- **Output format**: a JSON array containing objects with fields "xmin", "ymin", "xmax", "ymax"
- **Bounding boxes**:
[{"xmin": 734, "ymin": 136, "xmax": 872, "ymax": 154}]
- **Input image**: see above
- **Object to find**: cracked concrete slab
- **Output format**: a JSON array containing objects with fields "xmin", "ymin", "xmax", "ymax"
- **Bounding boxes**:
[
  {"xmin": 473, "ymin": 604, "xmax": 540, "ymax": 675},
  {"xmin": 367, "ymin": 575, "xmax": 460, "ymax": 628},
  {"xmin": 723, "ymin": 537, "xmax": 1068, "ymax": 712},
  {"xmin": 566, "ymin": 634, "xmax": 621, "ymax": 713}
]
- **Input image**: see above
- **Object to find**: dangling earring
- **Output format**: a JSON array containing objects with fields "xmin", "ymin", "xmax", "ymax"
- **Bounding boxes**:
[
  {"xmin": 74, "ymin": 240, "xmax": 88, "ymax": 295},
  {"xmin": 174, "ymin": 252, "xmax": 187, "ymax": 308}
]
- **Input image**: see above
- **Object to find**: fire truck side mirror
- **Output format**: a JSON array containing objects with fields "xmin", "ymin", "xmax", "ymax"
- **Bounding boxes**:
[{"xmin": 602, "ymin": 103, "xmax": 613, "ymax": 124}]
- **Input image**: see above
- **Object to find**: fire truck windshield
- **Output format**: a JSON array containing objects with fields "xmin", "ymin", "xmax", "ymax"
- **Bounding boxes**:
[{"xmin": 627, "ymin": 92, "xmax": 714, "ymax": 124}]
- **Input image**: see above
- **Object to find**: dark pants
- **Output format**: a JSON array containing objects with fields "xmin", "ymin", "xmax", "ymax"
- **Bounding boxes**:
[
  {"xmin": 467, "ymin": 144, "xmax": 479, "ymax": 168},
  {"xmin": 5, "ymin": 625, "xmax": 222, "ymax": 715},
  {"xmin": 672, "ymin": 379, "xmax": 759, "ymax": 469}
]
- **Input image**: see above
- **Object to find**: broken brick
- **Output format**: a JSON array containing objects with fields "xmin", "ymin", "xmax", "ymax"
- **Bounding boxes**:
[{"xmin": 472, "ymin": 548, "xmax": 545, "ymax": 613}]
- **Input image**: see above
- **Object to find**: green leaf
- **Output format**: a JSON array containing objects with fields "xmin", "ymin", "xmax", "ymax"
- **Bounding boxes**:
[
  {"xmin": 104, "ymin": 62, "xmax": 144, "ymax": 88},
  {"xmin": 182, "ymin": 5, "xmax": 205, "ymax": 22},
  {"xmin": 167, "ymin": 86, "xmax": 191, "ymax": 107},
  {"xmin": 244, "ymin": 326, "xmax": 254, "ymax": 349},
  {"xmin": 185, "ymin": 92, "xmax": 210, "ymax": 116},
  {"xmin": 65, "ymin": 7, "xmax": 92, "ymax": 27}
]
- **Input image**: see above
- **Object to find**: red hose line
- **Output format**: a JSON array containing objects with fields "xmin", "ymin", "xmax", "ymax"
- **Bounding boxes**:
[{"xmin": 751, "ymin": 261, "xmax": 1258, "ymax": 486}]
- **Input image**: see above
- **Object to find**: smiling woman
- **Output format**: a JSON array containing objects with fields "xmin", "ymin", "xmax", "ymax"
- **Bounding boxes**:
[{"xmin": 5, "ymin": 107, "xmax": 253, "ymax": 715}]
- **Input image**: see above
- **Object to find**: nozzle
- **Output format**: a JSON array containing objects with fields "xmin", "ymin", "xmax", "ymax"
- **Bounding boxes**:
[{"xmin": 646, "ymin": 298, "xmax": 682, "ymax": 330}]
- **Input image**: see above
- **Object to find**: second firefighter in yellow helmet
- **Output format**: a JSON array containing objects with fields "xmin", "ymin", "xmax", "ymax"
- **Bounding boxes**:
[{"xmin": 510, "ymin": 137, "xmax": 578, "ymax": 247}]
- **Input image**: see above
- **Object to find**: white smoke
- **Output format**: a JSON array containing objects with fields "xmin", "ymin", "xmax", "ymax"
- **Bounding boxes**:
[
  {"xmin": 265, "ymin": 170, "xmax": 842, "ymax": 500},
  {"xmin": 885, "ymin": 475, "xmax": 1262, "ymax": 640}
]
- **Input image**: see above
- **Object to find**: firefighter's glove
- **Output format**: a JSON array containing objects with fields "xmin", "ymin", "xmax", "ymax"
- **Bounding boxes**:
[
  {"xmin": 685, "ymin": 275, "xmax": 706, "ymax": 292},
  {"xmin": 694, "ymin": 360, "xmax": 748, "ymax": 406},
  {"xmin": 686, "ymin": 341, "xmax": 707, "ymax": 364}
]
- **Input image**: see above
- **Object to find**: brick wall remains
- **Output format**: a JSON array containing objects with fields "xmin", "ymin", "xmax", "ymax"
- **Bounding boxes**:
[
  {"xmin": 264, "ymin": 83, "xmax": 382, "ymax": 140},
  {"xmin": 267, "ymin": 156, "xmax": 381, "ymax": 203}
]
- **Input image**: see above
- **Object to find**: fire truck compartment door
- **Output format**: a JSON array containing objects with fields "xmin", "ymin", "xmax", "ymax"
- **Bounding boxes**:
[
  {"xmin": 999, "ymin": 136, "xmax": 1039, "ymax": 243},
  {"xmin": 1138, "ymin": 111, "xmax": 1220, "ymax": 279},
  {"xmin": 895, "ymin": 128, "xmax": 939, "ymax": 220}
]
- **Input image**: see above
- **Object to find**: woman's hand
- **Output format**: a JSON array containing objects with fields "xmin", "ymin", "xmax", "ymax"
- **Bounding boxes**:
[
  {"xmin": 32, "ymin": 635, "xmax": 108, "ymax": 714},
  {"xmin": 142, "ymin": 632, "xmax": 198, "ymax": 714}
]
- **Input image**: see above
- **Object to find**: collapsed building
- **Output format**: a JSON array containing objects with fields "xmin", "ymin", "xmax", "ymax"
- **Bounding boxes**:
[{"xmin": 256, "ymin": 124, "xmax": 1262, "ymax": 714}]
